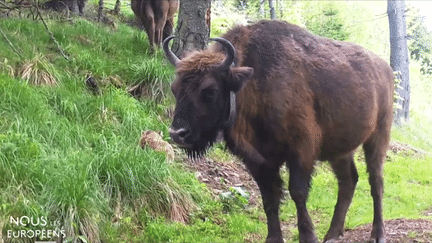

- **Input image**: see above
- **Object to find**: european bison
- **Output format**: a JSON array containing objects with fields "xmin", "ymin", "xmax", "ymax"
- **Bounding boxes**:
[
  {"xmin": 164, "ymin": 20, "xmax": 394, "ymax": 243},
  {"xmin": 131, "ymin": 0, "xmax": 179, "ymax": 48},
  {"xmin": 43, "ymin": 0, "xmax": 87, "ymax": 15}
]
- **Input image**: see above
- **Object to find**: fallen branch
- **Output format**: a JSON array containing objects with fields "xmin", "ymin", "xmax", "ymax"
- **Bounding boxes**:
[
  {"xmin": 0, "ymin": 26, "xmax": 24, "ymax": 59},
  {"xmin": 34, "ymin": 0, "xmax": 69, "ymax": 60}
]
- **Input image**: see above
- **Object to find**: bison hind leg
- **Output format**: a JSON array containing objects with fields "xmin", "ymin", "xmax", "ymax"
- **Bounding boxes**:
[
  {"xmin": 324, "ymin": 152, "xmax": 358, "ymax": 242},
  {"xmin": 163, "ymin": 19, "xmax": 174, "ymax": 42},
  {"xmin": 363, "ymin": 129, "xmax": 390, "ymax": 243}
]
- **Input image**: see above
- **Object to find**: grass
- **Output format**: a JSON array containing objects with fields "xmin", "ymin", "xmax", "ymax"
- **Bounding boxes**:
[
  {"xmin": 1, "ymin": 2, "xmax": 432, "ymax": 243},
  {"xmin": 0, "ymin": 72, "xmax": 202, "ymax": 242},
  {"xmin": 0, "ymin": 14, "xmax": 203, "ymax": 243}
]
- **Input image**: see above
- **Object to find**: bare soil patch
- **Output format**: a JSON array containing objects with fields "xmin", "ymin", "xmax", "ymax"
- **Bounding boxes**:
[
  {"xmin": 182, "ymin": 156, "xmax": 261, "ymax": 206},
  {"xmin": 337, "ymin": 219, "xmax": 432, "ymax": 243},
  {"xmin": 389, "ymin": 141, "xmax": 432, "ymax": 157}
]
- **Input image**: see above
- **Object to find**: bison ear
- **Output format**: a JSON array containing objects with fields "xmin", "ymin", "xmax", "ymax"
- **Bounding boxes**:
[{"xmin": 227, "ymin": 67, "xmax": 254, "ymax": 92}]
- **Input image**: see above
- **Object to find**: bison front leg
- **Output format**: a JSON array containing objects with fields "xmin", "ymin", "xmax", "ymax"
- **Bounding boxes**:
[
  {"xmin": 242, "ymin": 154, "xmax": 283, "ymax": 242},
  {"xmin": 249, "ymin": 163, "xmax": 283, "ymax": 243},
  {"xmin": 287, "ymin": 159, "xmax": 318, "ymax": 243}
]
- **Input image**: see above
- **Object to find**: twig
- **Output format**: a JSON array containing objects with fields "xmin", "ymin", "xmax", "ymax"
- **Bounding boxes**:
[
  {"xmin": 0, "ymin": 26, "xmax": 24, "ymax": 59},
  {"xmin": 34, "ymin": 0, "xmax": 69, "ymax": 60},
  {"xmin": 0, "ymin": 1, "xmax": 11, "ymax": 9}
]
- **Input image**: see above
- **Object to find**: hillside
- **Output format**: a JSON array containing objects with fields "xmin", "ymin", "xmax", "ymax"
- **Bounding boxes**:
[{"xmin": 1, "ymin": 2, "xmax": 432, "ymax": 243}]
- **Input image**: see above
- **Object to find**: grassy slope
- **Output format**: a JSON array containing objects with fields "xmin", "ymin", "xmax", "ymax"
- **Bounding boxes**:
[
  {"xmin": 0, "ymin": 16, "xmax": 206, "ymax": 243},
  {"xmin": 0, "ymin": 2, "xmax": 431, "ymax": 243}
]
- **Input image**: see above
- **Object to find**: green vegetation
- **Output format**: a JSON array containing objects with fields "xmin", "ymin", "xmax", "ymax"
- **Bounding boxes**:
[
  {"xmin": 0, "ymin": 16, "xmax": 204, "ymax": 242},
  {"xmin": 407, "ymin": 4, "xmax": 432, "ymax": 75},
  {"xmin": 1, "ymin": 1, "xmax": 431, "ymax": 243}
]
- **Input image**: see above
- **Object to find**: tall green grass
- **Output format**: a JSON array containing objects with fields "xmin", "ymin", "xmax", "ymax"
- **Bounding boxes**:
[
  {"xmin": 0, "ymin": 17, "xmax": 174, "ymax": 88},
  {"xmin": 0, "ymin": 72, "xmax": 203, "ymax": 242},
  {"xmin": 0, "ymin": 15, "xmax": 204, "ymax": 242}
]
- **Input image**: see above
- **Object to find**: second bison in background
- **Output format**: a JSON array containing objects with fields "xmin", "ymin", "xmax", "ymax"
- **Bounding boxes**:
[
  {"xmin": 164, "ymin": 20, "xmax": 394, "ymax": 243},
  {"xmin": 131, "ymin": 0, "xmax": 178, "ymax": 49}
]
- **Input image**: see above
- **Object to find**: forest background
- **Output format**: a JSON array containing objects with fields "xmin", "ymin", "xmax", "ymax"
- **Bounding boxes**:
[{"xmin": 0, "ymin": 0, "xmax": 431, "ymax": 242}]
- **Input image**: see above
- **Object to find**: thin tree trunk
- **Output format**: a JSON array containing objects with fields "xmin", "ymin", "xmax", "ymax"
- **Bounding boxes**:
[
  {"xmin": 70, "ymin": 0, "xmax": 79, "ymax": 14},
  {"xmin": 388, "ymin": 0, "xmax": 410, "ymax": 125},
  {"xmin": 113, "ymin": 0, "xmax": 120, "ymax": 14},
  {"xmin": 269, "ymin": 0, "xmax": 275, "ymax": 20},
  {"xmin": 98, "ymin": 0, "xmax": 103, "ymax": 21},
  {"xmin": 172, "ymin": 0, "xmax": 211, "ymax": 57},
  {"xmin": 260, "ymin": 0, "xmax": 266, "ymax": 18}
]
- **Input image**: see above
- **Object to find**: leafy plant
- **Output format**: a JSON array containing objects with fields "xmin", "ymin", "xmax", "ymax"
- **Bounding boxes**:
[
  {"xmin": 219, "ymin": 186, "xmax": 250, "ymax": 212},
  {"xmin": 406, "ymin": 4, "xmax": 432, "ymax": 75}
]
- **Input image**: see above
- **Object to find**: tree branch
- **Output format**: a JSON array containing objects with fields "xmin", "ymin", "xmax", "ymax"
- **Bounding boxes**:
[
  {"xmin": 0, "ymin": 26, "xmax": 24, "ymax": 59},
  {"xmin": 35, "ymin": 0, "xmax": 70, "ymax": 60}
]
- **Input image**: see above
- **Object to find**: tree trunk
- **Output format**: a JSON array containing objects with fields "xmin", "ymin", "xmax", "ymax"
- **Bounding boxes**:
[
  {"xmin": 113, "ymin": 0, "xmax": 120, "ymax": 15},
  {"xmin": 388, "ymin": 0, "xmax": 410, "ymax": 125},
  {"xmin": 172, "ymin": 0, "xmax": 211, "ymax": 57},
  {"xmin": 70, "ymin": 0, "xmax": 79, "ymax": 14},
  {"xmin": 98, "ymin": 0, "xmax": 103, "ymax": 21},
  {"xmin": 269, "ymin": 0, "xmax": 276, "ymax": 20},
  {"xmin": 260, "ymin": 0, "xmax": 266, "ymax": 18}
]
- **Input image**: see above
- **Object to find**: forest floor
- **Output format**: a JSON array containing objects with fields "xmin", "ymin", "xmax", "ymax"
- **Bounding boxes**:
[{"xmin": 183, "ymin": 141, "xmax": 432, "ymax": 243}]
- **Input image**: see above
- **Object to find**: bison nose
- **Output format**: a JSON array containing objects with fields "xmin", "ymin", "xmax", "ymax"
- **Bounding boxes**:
[{"xmin": 169, "ymin": 127, "xmax": 191, "ymax": 146}]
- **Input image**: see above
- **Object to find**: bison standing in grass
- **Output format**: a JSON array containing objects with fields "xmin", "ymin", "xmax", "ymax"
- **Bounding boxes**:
[
  {"xmin": 164, "ymin": 20, "xmax": 394, "ymax": 243},
  {"xmin": 131, "ymin": 0, "xmax": 178, "ymax": 49}
]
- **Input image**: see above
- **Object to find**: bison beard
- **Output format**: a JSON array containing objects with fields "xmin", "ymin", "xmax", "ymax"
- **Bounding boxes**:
[
  {"xmin": 185, "ymin": 130, "xmax": 217, "ymax": 158},
  {"xmin": 164, "ymin": 20, "xmax": 393, "ymax": 243}
]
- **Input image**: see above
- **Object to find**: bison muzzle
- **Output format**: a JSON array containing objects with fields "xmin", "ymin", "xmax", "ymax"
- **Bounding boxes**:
[{"xmin": 164, "ymin": 20, "xmax": 394, "ymax": 243}]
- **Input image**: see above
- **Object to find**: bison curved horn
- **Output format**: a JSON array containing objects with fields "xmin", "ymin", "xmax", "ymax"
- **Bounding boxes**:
[
  {"xmin": 163, "ymin": 36, "xmax": 180, "ymax": 66},
  {"xmin": 210, "ymin": 37, "xmax": 236, "ymax": 70}
]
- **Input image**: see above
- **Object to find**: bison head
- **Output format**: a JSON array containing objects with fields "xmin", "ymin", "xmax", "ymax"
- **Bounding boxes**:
[{"xmin": 163, "ymin": 36, "xmax": 253, "ymax": 157}]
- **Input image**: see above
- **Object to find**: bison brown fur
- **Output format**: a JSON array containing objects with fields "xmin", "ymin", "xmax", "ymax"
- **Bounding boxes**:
[
  {"xmin": 131, "ymin": 0, "xmax": 178, "ymax": 49},
  {"xmin": 164, "ymin": 20, "xmax": 394, "ymax": 243}
]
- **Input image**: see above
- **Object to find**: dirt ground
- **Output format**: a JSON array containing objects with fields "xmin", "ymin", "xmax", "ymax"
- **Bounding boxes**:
[
  {"xmin": 181, "ymin": 141, "xmax": 432, "ymax": 243},
  {"xmin": 336, "ymin": 218, "xmax": 432, "ymax": 243}
]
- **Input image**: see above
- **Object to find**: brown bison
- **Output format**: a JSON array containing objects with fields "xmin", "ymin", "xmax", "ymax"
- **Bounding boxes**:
[
  {"xmin": 43, "ymin": 0, "xmax": 87, "ymax": 15},
  {"xmin": 131, "ymin": 0, "xmax": 179, "ymax": 48},
  {"xmin": 164, "ymin": 20, "xmax": 394, "ymax": 243}
]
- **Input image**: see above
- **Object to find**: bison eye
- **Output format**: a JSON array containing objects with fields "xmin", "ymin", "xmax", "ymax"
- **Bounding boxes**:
[{"xmin": 201, "ymin": 88, "xmax": 218, "ymax": 103}]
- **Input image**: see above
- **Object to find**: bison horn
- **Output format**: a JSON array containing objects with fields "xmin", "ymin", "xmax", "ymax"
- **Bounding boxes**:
[
  {"xmin": 210, "ymin": 37, "xmax": 236, "ymax": 70},
  {"xmin": 221, "ymin": 91, "xmax": 236, "ymax": 129},
  {"xmin": 163, "ymin": 36, "xmax": 180, "ymax": 66}
]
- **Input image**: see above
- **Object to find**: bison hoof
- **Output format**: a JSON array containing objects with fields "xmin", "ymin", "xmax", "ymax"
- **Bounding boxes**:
[
  {"xmin": 369, "ymin": 238, "xmax": 386, "ymax": 243},
  {"xmin": 300, "ymin": 236, "xmax": 318, "ymax": 243},
  {"xmin": 265, "ymin": 237, "xmax": 284, "ymax": 243},
  {"xmin": 323, "ymin": 239, "xmax": 339, "ymax": 243}
]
